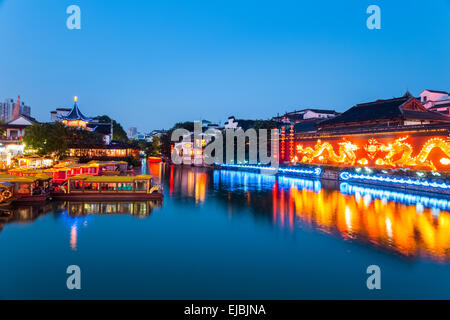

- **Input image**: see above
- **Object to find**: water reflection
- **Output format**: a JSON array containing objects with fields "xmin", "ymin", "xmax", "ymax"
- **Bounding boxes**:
[
  {"xmin": 66, "ymin": 201, "xmax": 160, "ymax": 217},
  {"xmin": 0, "ymin": 203, "xmax": 56, "ymax": 233},
  {"xmin": 62, "ymin": 200, "xmax": 161, "ymax": 251},
  {"xmin": 168, "ymin": 165, "xmax": 208, "ymax": 203},
  {"xmin": 0, "ymin": 200, "xmax": 161, "ymax": 251},
  {"xmin": 179, "ymin": 167, "xmax": 450, "ymax": 262}
]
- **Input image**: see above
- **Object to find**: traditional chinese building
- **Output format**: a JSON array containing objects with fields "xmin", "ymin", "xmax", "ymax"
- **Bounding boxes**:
[
  {"xmin": 420, "ymin": 89, "xmax": 450, "ymax": 116},
  {"xmin": 60, "ymin": 96, "xmax": 93, "ymax": 128},
  {"xmin": 57, "ymin": 97, "xmax": 138, "ymax": 161},
  {"xmin": 57, "ymin": 97, "xmax": 113, "ymax": 145},
  {"xmin": 273, "ymin": 108, "xmax": 340, "ymax": 124},
  {"xmin": 281, "ymin": 93, "xmax": 450, "ymax": 171}
]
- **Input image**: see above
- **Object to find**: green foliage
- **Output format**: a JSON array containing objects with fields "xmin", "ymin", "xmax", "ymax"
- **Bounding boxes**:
[
  {"xmin": 66, "ymin": 127, "xmax": 105, "ymax": 146},
  {"xmin": 131, "ymin": 136, "xmax": 161, "ymax": 157},
  {"xmin": 24, "ymin": 122, "xmax": 106, "ymax": 158},
  {"xmin": 0, "ymin": 119, "xmax": 5, "ymax": 137},
  {"xmin": 253, "ymin": 119, "xmax": 277, "ymax": 130},
  {"xmin": 96, "ymin": 115, "xmax": 128, "ymax": 142},
  {"xmin": 23, "ymin": 122, "xmax": 68, "ymax": 158},
  {"xmin": 160, "ymin": 122, "xmax": 194, "ymax": 158}
]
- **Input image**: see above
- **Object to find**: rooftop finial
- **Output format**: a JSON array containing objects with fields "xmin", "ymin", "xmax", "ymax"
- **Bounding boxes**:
[
  {"xmin": 404, "ymin": 88, "xmax": 412, "ymax": 97},
  {"xmin": 74, "ymin": 96, "xmax": 78, "ymax": 103}
]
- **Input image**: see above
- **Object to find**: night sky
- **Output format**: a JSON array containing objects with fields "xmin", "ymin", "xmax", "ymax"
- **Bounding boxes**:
[{"xmin": 0, "ymin": 0, "xmax": 448, "ymax": 131}]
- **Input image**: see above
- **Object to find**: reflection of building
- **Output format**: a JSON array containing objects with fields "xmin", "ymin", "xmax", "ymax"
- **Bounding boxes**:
[
  {"xmin": 66, "ymin": 201, "xmax": 160, "ymax": 217},
  {"xmin": 213, "ymin": 169, "xmax": 450, "ymax": 261},
  {"xmin": 0, "ymin": 203, "xmax": 56, "ymax": 233},
  {"xmin": 168, "ymin": 166, "xmax": 208, "ymax": 203}
]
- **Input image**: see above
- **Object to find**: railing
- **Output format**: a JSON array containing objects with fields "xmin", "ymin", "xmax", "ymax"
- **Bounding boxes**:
[{"xmin": 0, "ymin": 136, "xmax": 22, "ymax": 142}]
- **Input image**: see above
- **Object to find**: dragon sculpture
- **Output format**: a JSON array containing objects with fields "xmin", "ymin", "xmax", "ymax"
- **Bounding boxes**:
[
  {"xmin": 296, "ymin": 140, "xmax": 359, "ymax": 165},
  {"xmin": 381, "ymin": 136, "xmax": 450, "ymax": 171},
  {"xmin": 295, "ymin": 136, "xmax": 450, "ymax": 171}
]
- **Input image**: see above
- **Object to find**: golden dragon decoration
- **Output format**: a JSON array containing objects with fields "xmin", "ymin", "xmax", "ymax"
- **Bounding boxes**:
[{"xmin": 295, "ymin": 136, "xmax": 450, "ymax": 171}]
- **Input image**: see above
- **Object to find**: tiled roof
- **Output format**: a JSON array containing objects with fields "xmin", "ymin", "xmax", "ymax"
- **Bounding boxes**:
[
  {"xmin": 60, "ymin": 102, "xmax": 93, "ymax": 122},
  {"xmin": 429, "ymin": 102, "xmax": 450, "ymax": 109},
  {"xmin": 304, "ymin": 109, "xmax": 339, "ymax": 114},
  {"xmin": 293, "ymin": 121, "xmax": 319, "ymax": 132},
  {"xmin": 403, "ymin": 110, "xmax": 450, "ymax": 121},
  {"xmin": 320, "ymin": 97, "xmax": 407, "ymax": 126},
  {"xmin": 87, "ymin": 122, "xmax": 112, "ymax": 135},
  {"xmin": 319, "ymin": 96, "xmax": 450, "ymax": 127},
  {"xmin": 424, "ymin": 89, "xmax": 449, "ymax": 94}
]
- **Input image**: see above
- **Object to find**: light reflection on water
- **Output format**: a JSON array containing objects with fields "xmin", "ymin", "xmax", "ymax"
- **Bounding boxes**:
[
  {"xmin": 1, "ymin": 162, "xmax": 450, "ymax": 299},
  {"xmin": 1, "ymin": 163, "xmax": 449, "ymax": 263},
  {"xmin": 168, "ymin": 165, "xmax": 450, "ymax": 263}
]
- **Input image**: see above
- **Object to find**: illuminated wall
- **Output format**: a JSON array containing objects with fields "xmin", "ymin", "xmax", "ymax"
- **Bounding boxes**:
[{"xmin": 290, "ymin": 133, "xmax": 450, "ymax": 171}]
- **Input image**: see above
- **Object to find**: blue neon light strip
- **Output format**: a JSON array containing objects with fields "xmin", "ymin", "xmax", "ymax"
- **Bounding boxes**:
[
  {"xmin": 340, "ymin": 182, "xmax": 449, "ymax": 211},
  {"xmin": 339, "ymin": 171, "xmax": 450, "ymax": 190},
  {"xmin": 217, "ymin": 164, "xmax": 321, "ymax": 176}
]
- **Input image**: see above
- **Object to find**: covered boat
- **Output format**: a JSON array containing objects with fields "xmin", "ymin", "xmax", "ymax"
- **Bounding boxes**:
[
  {"xmin": 0, "ymin": 174, "xmax": 53, "ymax": 204},
  {"xmin": 52, "ymin": 174, "xmax": 163, "ymax": 200}
]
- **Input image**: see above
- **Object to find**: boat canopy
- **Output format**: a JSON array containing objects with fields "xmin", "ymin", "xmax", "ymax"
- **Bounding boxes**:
[
  {"xmin": 67, "ymin": 174, "xmax": 152, "ymax": 183},
  {"xmin": 0, "ymin": 174, "xmax": 52, "ymax": 183}
]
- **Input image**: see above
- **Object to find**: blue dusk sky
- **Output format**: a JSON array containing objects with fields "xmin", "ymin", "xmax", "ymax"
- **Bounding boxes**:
[{"xmin": 0, "ymin": 0, "xmax": 449, "ymax": 131}]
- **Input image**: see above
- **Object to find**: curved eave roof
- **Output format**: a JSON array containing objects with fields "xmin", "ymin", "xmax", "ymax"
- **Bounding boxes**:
[{"xmin": 60, "ymin": 103, "xmax": 93, "ymax": 122}]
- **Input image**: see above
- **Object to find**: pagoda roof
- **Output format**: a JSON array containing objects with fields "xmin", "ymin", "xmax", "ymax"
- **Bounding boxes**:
[{"xmin": 60, "ymin": 102, "xmax": 93, "ymax": 122}]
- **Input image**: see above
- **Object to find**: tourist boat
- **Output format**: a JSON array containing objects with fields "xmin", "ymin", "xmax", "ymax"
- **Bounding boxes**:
[
  {"xmin": 8, "ymin": 160, "xmax": 132, "ymax": 185},
  {"xmin": 0, "ymin": 174, "xmax": 53, "ymax": 204},
  {"xmin": 51, "ymin": 174, "xmax": 163, "ymax": 200},
  {"xmin": 15, "ymin": 155, "xmax": 55, "ymax": 169}
]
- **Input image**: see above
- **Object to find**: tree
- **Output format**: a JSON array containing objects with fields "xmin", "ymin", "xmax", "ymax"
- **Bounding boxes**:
[
  {"xmin": 66, "ymin": 127, "xmax": 105, "ymax": 146},
  {"xmin": 95, "ymin": 115, "xmax": 128, "ymax": 142},
  {"xmin": 160, "ymin": 122, "xmax": 194, "ymax": 158},
  {"xmin": 23, "ymin": 122, "xmax": 68, "ymax": 158},
  {"xmin": 0, "ymin": 120, "xmax": 5, "ymax": 137},
  {"xmin": 131, "ymin": 136, "xmax": 161, "ymax": 157}
]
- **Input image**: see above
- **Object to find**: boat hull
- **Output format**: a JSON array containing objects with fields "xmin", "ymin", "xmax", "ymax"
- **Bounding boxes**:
[
  {"xmin": 51, "ymin": 192, "xmax": 163, "ymax": 201},
  {"xmin": 11, "ymin": 194, "xmax": 49, "ymax": 204}
]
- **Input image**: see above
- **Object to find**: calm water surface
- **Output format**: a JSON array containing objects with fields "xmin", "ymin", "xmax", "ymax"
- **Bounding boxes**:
[{"xmin": 1, "ymin": 163, "xmax": 449, "ymax": 299}]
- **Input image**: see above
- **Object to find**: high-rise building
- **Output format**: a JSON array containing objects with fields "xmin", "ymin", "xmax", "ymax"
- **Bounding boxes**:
[
  {"xmin": 0, "ymin": 96, "xmax": 31, "ymax": 122},
  {"xmin": 127, "ymin": 127, "xmax": 138, "ymax": 139},
  {"xmin": 0, "ymin": 98, "xmax": 14, "ymax": 122}
]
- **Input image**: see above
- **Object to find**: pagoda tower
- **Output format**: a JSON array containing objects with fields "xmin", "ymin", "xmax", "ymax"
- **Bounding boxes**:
[
  {"xmin": 11, "ymin": 95, "xmax": 21, "ymax": 121},
  {"xmin": 60, "ymin": 96, "xmax": 93, "ymax": 128}
]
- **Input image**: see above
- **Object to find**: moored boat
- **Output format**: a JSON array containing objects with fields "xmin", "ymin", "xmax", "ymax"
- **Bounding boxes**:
[
  {"xmin": 51, "ymin": 174, "xmax": 163, "ymax": 200},
  {"xmin": 0, "ymin": 174, "xmax": 53, "ymax": 204}
]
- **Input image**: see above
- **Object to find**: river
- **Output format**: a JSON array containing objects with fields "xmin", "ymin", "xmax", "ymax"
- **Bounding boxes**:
[{"xmin": 0, "ymin": 162, "xmax": 449, "ymax": 299}]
